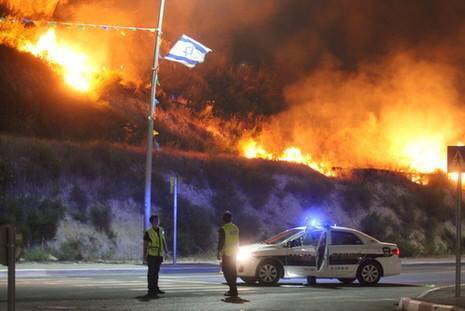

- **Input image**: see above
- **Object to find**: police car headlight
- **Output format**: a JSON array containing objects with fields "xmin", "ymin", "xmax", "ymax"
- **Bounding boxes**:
[{"xmin": 236, "ymin": 248, "xmax": 253, "ymax": 262}]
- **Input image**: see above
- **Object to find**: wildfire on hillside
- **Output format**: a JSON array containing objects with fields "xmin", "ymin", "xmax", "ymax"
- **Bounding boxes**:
[
  {"xmin": 1, "ymin": 1, "xmax": 465, "ymax": 187},
  {"xmin": 0, "ymin": 19, "xmax": 116, "ymax": 93},
  {"xmin": 240, "ymin": 138, "xmax": 336, "ymax": 177},
  {"xmin": 19, "ymin": 28, "xmax": 101, "ymax": 92},
  {"xmin": 235, "ymin": 53, "xmax": 465, "ymax": 185},
  {"xmin": 239, "ymin": 137, "xmax": 465, "ymax": 185}
]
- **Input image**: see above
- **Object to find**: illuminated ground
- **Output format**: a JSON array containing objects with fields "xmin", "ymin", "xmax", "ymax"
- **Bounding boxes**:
[{"xmin": 1, "ymin": 262, "xmax": 463, "ymax": 310}]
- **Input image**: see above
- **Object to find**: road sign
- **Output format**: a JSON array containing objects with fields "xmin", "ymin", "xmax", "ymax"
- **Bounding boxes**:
[{"xmin": 448, "ymin": 146, "xmax": 465, "ymax": 172}]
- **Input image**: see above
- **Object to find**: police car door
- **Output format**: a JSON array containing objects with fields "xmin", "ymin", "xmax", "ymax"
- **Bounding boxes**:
[
  {"xmin": 284, "ymin": 230, "xmax": 319, "ymax": 277},
  {"xmin": 323, "ymin": 229, "xmax": 365, "ymax": 277},
  {"xmin": 315, "ymin": 230, "xmax": 328, "ymax": 275}
]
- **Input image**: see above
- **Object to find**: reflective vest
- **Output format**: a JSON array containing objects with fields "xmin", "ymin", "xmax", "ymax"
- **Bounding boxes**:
[
  {"xmin": 222, "ymin": 223, "xmax": 239, "ymax": 256},
  {"xmin": 146, "ymin": 226, "xmax": 166, "ymax": 257}
]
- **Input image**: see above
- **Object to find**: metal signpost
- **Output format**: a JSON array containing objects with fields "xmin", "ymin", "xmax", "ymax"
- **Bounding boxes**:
[
  {"xmin": 144, "ymin": 0, "xmax": 166, "ymax": 230},
  {"xmin": 1, "ymin": 224, "xmax": 16, "ymax": 311},
  {"xmin": 448, "ymin": 146, "xmax": 465, "ymax": 297}
]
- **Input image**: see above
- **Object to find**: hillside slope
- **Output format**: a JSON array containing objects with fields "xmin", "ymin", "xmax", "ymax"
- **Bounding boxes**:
[{"xmin": 0, "ymin": 135, "xmax": 457, "ymax": 260}]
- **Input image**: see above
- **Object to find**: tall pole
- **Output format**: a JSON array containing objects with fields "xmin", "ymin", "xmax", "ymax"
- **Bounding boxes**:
[
  {"xmin": 173, "ymin": 175, "xmax": 178, "ymax": 265},
  {"xmin": 7, "ymin": 225, "xmax": 15, "ymax": 311},
  {"xmin": 456, "ymin": 171, "xmax": 462, "ymax": 297},
  {"xmin": 144, "ymin": 0, "xmax": 166, "ymax": 230}
]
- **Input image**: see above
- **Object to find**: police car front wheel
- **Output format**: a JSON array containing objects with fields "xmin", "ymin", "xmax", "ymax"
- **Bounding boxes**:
[
  {"xmin": 257, "ymin": 261, "xmax": 281, "ymax": 285},
  {"xmin": 356, "ymin": 261, "xmax": 381, "ymax": 285}
]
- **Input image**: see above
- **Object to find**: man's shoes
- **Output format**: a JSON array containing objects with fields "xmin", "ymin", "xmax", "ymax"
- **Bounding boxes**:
[
  {"xmin": 224, "ymin": 291, "xmax": 238, "ymax": 297},
  {"xmin": 157, "ymin": 289, "xmax": 165, "ymax": 294}
]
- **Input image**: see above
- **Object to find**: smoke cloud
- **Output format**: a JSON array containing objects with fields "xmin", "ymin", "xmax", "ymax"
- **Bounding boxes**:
[{"xmin": 252, "ymin": 52, "xmax": 465, "ymax": 171}]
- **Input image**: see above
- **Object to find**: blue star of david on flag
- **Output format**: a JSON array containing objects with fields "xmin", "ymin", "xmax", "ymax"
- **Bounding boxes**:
[{"xmin": 164, "ymin": 34, "xmax": 212, "ymax": 68}]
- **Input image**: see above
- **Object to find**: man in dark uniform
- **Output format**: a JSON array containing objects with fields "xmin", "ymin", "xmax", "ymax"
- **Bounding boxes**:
[
  {"xmin": 143, "ymin": 214, "xmax": 168, "ymax": 299},
  {"xmin": 217, "ymin": 211, "xmax": 239, "ymax": 298}
]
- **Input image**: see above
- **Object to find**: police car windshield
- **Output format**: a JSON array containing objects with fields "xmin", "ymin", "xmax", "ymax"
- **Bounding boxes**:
[{"xmin": 264, "ymin": 228, "xmax": 303, "ymax": 245}]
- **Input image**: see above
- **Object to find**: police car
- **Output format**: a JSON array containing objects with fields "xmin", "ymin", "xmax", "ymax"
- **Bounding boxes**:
[{"xmin": 236, "ymin": 224, "xmax": 400, "ymax": 285}]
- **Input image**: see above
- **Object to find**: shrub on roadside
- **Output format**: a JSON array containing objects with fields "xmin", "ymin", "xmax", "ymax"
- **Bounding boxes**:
[
  {"xmin": 23, "ymin": 247, "xmax": 52, "ymax": 262},
  {"xmin": 25, "ymin": 198, "xmax": 66, "ymax": 245},
  {"xmin": 89, "ymin": 202, "xmax": 114, "ymax": 238},
  {"xmin": 53, "ymin": 239, "xmax": 83, "ymax": 261},
  {"xmin": 70, "ymin": 185, "xmax": 88, "ymax": 223}
]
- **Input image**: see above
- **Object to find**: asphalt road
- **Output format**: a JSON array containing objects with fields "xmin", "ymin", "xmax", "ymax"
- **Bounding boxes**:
[{"xmin": 0, "ymin": 263, "xmax": 463, "ymax": 311}]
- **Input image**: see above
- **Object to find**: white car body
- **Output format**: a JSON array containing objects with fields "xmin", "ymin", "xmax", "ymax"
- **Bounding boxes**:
[{"xmin": 236, "ymin": 225, "xmax": 401, "ymax": 285}]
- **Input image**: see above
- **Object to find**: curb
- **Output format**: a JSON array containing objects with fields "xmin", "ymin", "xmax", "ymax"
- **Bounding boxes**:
[{"xmin": 399, "ymin": 297, "xmax": 465, "ymax": 311}]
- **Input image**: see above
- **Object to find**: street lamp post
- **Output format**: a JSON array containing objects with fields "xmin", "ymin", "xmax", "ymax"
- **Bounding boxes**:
[
  {"xmin": 448, "ymin": 146, "xmax": 465, "ymax": 297},
  {"xmin": 144, "ymin": 0, "xmax": 166, "ymax": 230}
]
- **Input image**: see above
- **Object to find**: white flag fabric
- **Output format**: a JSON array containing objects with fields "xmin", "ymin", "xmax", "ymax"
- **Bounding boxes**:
[{"xmin": 164, "ymin": 34, "xmax": 212, "ymax": 68}]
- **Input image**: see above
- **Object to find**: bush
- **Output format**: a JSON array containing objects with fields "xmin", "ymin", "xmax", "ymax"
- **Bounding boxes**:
[
  {"xmin": 89, "ymin": 202, "xmax": 114, "ymax": 238},
  {"xmin": 70, "ymin": 185, "xmax": 88, "ymax": 222},
  {"xmin": 54, "ymin": 239, "xmax": 84, "ymax": 261},
  {"xmin": 395, "ymin": 240, "xmax": 422, "ymax": 257},
  {"xmin": 23, "ymin": 247, "xmax": 51, "ymax": 262},
  {"xmin": 359, "ymin": 212, "xmax": 389, "ymax": 241},
  {"xmin": 25, "ymin": 198, "xmax": 66, "ymax": 245}
]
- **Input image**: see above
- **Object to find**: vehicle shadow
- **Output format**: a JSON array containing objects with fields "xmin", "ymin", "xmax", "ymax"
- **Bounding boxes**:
[
  {"xmin": 236, "ymin": 282, "xmax": 420, "ymax": 289},
  {"xmin": 304, "ymin": 283, "xmax": 420, "ymax": 289},
  {"xmin": 221, "ymin": 297, "xmax": 250, "ymax": 304}
]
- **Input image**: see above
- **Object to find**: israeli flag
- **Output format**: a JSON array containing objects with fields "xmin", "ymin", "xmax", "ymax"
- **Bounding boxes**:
[{"xmin": 164, "ymin": 34, "xmax": 212, "ymax": 68}]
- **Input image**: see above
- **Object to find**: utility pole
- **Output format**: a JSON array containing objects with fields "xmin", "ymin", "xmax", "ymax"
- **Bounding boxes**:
[
  {"xmin": 144, "ymin": 0, "xmax": 166, "ymax": 230},
  {"xmin": 447, "ymin": 146, "xmax": 465, "ymax": 297},
  {"xmin": 457, "ymin": 171, "xmax": 462, "ymax": 297}
]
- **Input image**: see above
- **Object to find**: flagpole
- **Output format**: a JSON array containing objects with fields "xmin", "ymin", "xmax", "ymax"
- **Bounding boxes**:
[{"xmin": 144, "ymin": 0, "xmax": 166, "ymax": 230}]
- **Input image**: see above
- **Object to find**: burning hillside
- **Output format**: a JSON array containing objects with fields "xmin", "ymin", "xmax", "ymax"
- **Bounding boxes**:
[
  {"xmin": 1, "ymin": 1, "xmax": 465, "ymax": 182},
  {"xmin": 238, "ymin": 54, "xmax": 465, "ymax": 180},
  {"xmin": 20, "ymin": 28, "xmax": 101, "ymax": 92}
]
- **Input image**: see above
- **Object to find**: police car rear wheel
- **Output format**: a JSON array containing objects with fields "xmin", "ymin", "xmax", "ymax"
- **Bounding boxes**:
[
  {"xmin": 338, "ymin": 278, "xmax": 355, "ymax": 284},
  {"xmin": 357, "ymin": 261, "xmax": 381, "ymax": 285},
  {"xmin": 257, "ymin": 261, "xmax": 280, "ymax": 285}
]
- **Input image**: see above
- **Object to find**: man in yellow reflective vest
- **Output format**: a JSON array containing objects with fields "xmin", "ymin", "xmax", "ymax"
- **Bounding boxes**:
[
  {"xmin": 217, "ymin": 210, "xmax": 239, "ymax": 298},
  {"xmin": 143, "ymin": 214, "xmax": 168, "ymax": 299}
]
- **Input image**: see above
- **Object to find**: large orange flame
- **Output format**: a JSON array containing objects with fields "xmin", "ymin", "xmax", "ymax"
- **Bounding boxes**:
[
  {"xmin": 19, "ymin": 28, "xmax": 100, "ymax": 92},
  {"xmin": 240, "ymin": 139, "xmax": 336, "ymax": 177}
]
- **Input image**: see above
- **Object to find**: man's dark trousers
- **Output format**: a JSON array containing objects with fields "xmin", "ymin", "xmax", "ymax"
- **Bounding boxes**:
[
  {"xmin": 147, "ymin": 255, "xmax": 163, "ymax": 294},
  {"xmin": 222, "ymin": 255, "xmax": 238, "ymax": 296}
]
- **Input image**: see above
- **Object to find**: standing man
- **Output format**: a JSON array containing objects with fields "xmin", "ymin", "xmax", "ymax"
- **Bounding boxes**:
[
  {"xmin": 217, "ymin": 210, "xmax": 239, "ymax": 298},
  {"xmin": 143, "ymin": 214, "xmax": 168, "ymax": 299}
]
